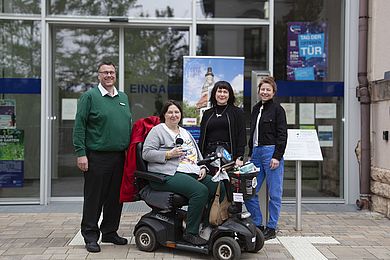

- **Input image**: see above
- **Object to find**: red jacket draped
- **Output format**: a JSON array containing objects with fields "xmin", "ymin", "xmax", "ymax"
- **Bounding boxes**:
[{"xmin": 120, "ymin": 116, "xmax": 160, "ymax": 202}]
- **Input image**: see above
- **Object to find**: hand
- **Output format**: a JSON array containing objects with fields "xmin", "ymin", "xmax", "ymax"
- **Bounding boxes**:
[
  {"xmin": 77, "ymin": 156, "xmax": 88, "ymax": 172},
  {"xmin": 167, "ymin": 147, "xmax": 185, "ymax": 159},
  {"xmin": 269, "ymin": 158, "xmax": 280, "ymax": 170},
  {"xmin": 235, "ymin": 157, "xmax": 244, "ymax": 167},
  {"xmin": 198, "ymin": 168, "xmax": 207, "ymax": 180}
]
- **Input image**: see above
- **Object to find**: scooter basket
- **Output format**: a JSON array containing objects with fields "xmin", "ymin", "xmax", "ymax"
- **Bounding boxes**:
[{"xmin": 228, "ymin": 171, "xmax": 258, "ymax": 200}]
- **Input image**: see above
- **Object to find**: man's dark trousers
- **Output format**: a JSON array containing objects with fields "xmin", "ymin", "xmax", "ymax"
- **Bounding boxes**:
[{"xmin": 81, "ymin": 150, "xmax": 125, "ymax": 243}]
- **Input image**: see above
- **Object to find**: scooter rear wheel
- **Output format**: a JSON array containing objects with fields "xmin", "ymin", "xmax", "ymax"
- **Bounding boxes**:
[
  {"xmin": 213, "ymin": 237, "xmax": 241, "ymax": 260},
  {"xmin": 248, "ymin": 227, "xmax": 265, "ymax": 253},
  {"xmin": 135, "ymin": 226, "xmax": 158, "ymax": 252}
]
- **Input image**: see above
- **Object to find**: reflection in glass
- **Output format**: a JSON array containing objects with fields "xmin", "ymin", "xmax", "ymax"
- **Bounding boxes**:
[
  {"xmin": 0, "ymin": 20, "xmax": 41, "ymax": 77},
  {"xmin": 124, "ymin": 27, "xmax": 189, "ymax": 122},
  {"xmin": 197, "ymin": 0, "xmax": 268, "ymax": 19},
  {"xmin": 52, "ymin": 27, "xmax": 119, "ymax": 196},
  {"xmin": 0, "ymin": 0, "xmax": 40, "ymax": 14},
  {"xmin": 49, "ymin": 0, "xmax": 191, "ymax": 18},
  {"xmin": 0, "ymin": 20, "xmax": 41, "ymax": 199}
]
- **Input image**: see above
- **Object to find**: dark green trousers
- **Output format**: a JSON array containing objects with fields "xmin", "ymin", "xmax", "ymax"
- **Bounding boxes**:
[{"xmin": 150, "ymin": 172, "xmax": 224, "ymax": 235}]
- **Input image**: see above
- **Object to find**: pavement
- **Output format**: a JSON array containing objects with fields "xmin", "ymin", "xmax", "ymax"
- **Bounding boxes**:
[{"xmin": 1, "ymin": 202, "xmax": 390, "ymax": 259}]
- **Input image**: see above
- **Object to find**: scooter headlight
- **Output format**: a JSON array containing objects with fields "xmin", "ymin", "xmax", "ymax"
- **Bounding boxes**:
[{"xmin": 240, "ymin": 212, "xmax": 251, "ymax": 219}]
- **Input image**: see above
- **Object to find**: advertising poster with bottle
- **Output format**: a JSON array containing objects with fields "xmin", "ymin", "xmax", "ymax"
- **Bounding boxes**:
[
  {"xmin": 287, "ymin": 22, "xmax": 328, "ymax": 81},
  {"xmin": 182, "ymin": 56, "xmax": 244, "ymax": 140}
]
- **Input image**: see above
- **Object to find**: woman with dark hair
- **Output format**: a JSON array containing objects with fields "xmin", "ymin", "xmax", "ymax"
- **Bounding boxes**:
[
  {"xmin": 142, "ymin": 100, "xmax": 223, "ymax": 245},
  {"xmin": 244, "ymin": 76, "xmax": 287, "ymax": 241},
  {"xmin": 198, "ymin": 80, "xmax": 246, "ymax": 168}
]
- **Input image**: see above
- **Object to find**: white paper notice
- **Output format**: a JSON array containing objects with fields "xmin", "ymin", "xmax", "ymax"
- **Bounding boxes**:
[
  {"xmin": 233, "ymin": 193, "xmax": 244, "ymax": 203},
  {"xmin": 284, "ymin": 129, "xmax": 323, "ymax": 161},
  {"xmin": 281, "ymin": 103, "xmax": 296, "ymax": 125},
  {"xmin": 315, "ymin": 103, "xmax": 336, "ymax": 119},
  {"xmin": 62, "ymin": 99, "xmax": 78, "ymax": 120},
  {"xmin": 318, "ymin": 125, "xmax": 333, "ymax": 147},
  {"xmin": 299, "ymin": 103, "xmax": 315, "ymax": 124}
]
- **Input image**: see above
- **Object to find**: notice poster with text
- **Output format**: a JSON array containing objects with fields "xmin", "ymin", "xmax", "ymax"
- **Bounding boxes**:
[{"xmin": 287, "ymin": 22, "xmax": 328, "ymax": 81}]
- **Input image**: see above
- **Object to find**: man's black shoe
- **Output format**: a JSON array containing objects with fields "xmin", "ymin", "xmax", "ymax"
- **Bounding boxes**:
[
  {"xmin": 101, "ymin": 234, "xmax": 128, "ymax": 245},
  {"xmin": 263, "ymin": 227, "xmax": 276, "ymax": 240},
  {"xmin": 183, "ymin": 233, "xmax": 208, "ymax": 245},
  {"xmin": 85, "ymin": 241, "xmax": 101, "ymax": 253}
]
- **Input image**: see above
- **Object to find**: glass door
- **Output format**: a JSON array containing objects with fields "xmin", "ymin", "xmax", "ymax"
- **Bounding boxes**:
[{"xmin": 51, "ymin": 25, "xmax": 119, "ymax": 197}]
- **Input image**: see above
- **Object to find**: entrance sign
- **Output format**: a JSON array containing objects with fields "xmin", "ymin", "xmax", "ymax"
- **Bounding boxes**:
[{"xmin": 284, "ymin": 129, "xmax": 323, "ymax": 231}]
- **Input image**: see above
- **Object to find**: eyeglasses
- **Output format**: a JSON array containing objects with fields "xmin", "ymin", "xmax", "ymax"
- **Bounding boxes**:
[{"xmin": 98, "ymin": 71, "xmax": 116, "ymax": 76}]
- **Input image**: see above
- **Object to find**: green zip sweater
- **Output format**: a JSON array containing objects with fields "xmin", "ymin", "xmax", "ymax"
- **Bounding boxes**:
[{"xmin": 73, "ymin": 87, "xmax": 132, "ymax": 157}]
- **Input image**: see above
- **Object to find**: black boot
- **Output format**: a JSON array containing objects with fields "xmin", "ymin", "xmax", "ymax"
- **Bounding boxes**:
[{"xmin": 263, "ymin": 227, "xmax": 276, "ymax": 240}]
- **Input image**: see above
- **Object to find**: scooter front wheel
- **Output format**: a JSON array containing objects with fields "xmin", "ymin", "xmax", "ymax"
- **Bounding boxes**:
[
  {"xmin": 213, "ymin": 237, "xmax": 241, "ymax": 260},
  {"xmin": 135, "ymin": 226, "xmax": 158, "ymax": 252},
  {"xmin": 248, "ymin": 227, "xmax": 265, "ymax": 253}
]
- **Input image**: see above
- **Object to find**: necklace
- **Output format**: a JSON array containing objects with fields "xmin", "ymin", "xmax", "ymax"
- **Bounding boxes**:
[{"xmin": 215, "ymin": 105, "xmax": 228, "ymax": 118}]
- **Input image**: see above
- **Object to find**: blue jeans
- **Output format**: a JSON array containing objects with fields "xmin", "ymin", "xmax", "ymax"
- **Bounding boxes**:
[{"xmin": 244, "ymin": 145, "xmax": 284, "ymax": 229}]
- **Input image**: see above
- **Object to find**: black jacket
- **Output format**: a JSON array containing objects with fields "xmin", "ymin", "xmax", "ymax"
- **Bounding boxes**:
[
  {"xmin": 199, "ymin": 105, "xmax": 246, "ymax": 160},
  {"xmin": 248, "ymin": 99, "xmax": 287, "ymax": 160}
]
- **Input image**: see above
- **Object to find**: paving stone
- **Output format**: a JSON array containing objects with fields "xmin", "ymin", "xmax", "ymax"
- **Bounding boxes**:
[
  {"xmin": 43, "ymin": 247, "xmax": 69, "ymax": 255},
  {"xmin": 316, "ymin": 246, "xmax": 337, "ymax": 259},
  {"xmin": 3, "ymin": 248, "xmax": 46, "ymax": 256},
  {"xmin": 20, "ymin": 254, "xmax": 52, "ymax": 260},
  {"xmin": 49, "ymin": 254, "xmax": 67, "ymax": 259}
]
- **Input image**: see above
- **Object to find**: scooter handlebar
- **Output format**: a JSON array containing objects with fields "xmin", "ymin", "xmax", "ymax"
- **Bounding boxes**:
[{"xmin": 197, "ymin": 155, "xmax": 217, "ymax": 166}]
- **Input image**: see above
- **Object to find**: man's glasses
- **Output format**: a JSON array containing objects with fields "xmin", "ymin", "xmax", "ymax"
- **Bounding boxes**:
[{"xmin": 98, "ymin": 71, "xmax": 116, "ymax": 76}]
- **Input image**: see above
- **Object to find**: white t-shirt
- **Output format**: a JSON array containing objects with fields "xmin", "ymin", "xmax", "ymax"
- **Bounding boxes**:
[
  {"xmin": 253, "ymin": 106, "xmax": 263, "ymax": 147},
  {"xmin": 162, "ymin": 124, "xmax": 201, "ymax": 175}
]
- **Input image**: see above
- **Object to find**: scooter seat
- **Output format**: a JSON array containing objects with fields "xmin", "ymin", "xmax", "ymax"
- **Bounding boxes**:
[
  {"xmin": 139, "ymin": 185, "xmax": 188, "ymax": 211},
  {"xmin": 135, "ymin": 142, "xmax": 188, "ymax": 210}
]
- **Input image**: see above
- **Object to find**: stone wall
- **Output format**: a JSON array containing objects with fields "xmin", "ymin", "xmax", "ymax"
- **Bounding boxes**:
[
  {"xmin": 371, "ymin": 167, "xmax": 390, "ymax": 218},
  {"xmin": 370, "ymin": 79, "xmax": 390, "ymax": 218}
]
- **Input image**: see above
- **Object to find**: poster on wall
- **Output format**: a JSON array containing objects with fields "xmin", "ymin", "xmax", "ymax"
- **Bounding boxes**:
[
  {"xmin": 287, "ymin": 22, "xmax": 328, "ymax": 81},
  {"xmin": 0, "ymin": 129, "xmax": 24, "ymax": 188},
  {"xmin": 0, "ymin": 99, "xmax": 16, "ymax": 129},
  {"xmin": 318, "ymin": 125, "xmax": 333, "ymax": 147},
  {"xmin": 182, "ymin": 56, "xmax": 244, "ymax": 134}
]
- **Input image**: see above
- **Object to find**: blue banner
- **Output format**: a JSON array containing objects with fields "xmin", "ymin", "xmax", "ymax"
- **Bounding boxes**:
[
  {"xmin": 0, "ymin": 78, "xmax": 41, "ymax": 94},
  {"xmin": 244, "ymin": 80, "xmax": 344, "ymax": 97}
]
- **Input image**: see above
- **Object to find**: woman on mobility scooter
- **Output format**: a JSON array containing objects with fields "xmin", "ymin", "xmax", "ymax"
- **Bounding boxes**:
[{"xmin": 142, "ymin": 100, "xmax": 225, "ymax": 245}]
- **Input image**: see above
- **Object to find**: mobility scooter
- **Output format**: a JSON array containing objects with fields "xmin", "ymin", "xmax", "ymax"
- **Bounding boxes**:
[{"xmin": 133, "ymin": 143, "xmax": 264, "ymax": 260}]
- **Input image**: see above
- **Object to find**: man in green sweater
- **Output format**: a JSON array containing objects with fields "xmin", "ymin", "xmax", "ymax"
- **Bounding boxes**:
[{"xmin": 73, "ymin": 61, "xmax": 132, "ymax": 253}]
